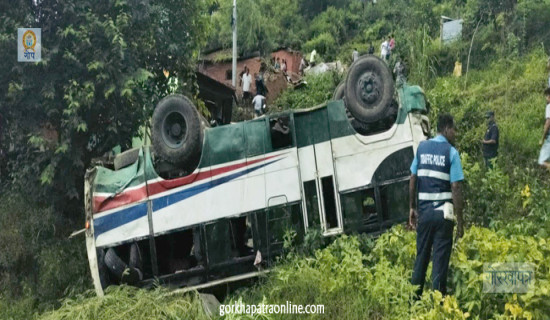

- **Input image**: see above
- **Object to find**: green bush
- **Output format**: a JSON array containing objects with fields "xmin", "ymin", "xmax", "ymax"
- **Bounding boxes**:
[
  {"xmin": 0, "ymin": 193, "xmax": 89, "ymax": 317},
  {"xmin": 273, "ymin": 72, "xmax": 343, "ymax": 111},
  {"xmin": 302, "ymin": 33, "xmax": 337, "ymax": 59}
]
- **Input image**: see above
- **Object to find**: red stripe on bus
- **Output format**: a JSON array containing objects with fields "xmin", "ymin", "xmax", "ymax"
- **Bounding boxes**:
[
  {"xmin": 93, "ymin": 187, "xmax": 148, "ymax": 213},
  {"xmin": 93, "ymin": 155, "xmax": 279, "ymax": 214}
]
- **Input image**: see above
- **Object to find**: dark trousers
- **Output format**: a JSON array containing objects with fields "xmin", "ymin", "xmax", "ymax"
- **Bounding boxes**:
[
  {"xmin": 484, "ymin": 156, "xmax": 496, "ymax": 169},
  {"xmin": 411, "ymin": 208, "xmax": 454, "ymax": 297}
]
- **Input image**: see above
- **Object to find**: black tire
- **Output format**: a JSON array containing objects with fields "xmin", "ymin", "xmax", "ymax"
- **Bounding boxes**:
[
  {"xmin": 333, "ymin": 82, "xmax": 345, "ymax": 100},
  {"xmin": 152, "ymin": 95, "xmax": 202, "ymax": 168},
  {"xmin": 97, "ymin": 249, "xmax": 111, "ymax": 289},
  {"xmin": 349, "ymin": 99, "xmax": 399, "ymax": 136},
  {"xmin": 128, "ymin": 242, "xmax": 142, "ymax": 271},
  {"xmin": 104, "ymin": 248, "xmax": 142, "ymax": 285},
  {"xmin": 114, "ymin": 148, "xmax": 140, "ymax": 170},
  {"xmin": 104, "ymin": 248, "xmax": 127, "ymax": 282},
  {"xmin": 345, "ymin": 55, "xmax": 394, "ymax": 123}
]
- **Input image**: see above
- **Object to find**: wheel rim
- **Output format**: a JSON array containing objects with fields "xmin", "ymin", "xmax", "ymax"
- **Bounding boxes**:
[
  {"xmin": 357, "ymin": 71, "xmax": 382, "ymax": 108},
  {"xmin": 162, "ymin": 111, "xmax": 187, "ymax": 149}
]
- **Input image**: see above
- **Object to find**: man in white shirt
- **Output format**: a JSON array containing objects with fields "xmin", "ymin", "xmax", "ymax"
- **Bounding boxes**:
[
  {"xmin": 241, "ymin": 66, "xmax": 252, "ymax": 105},
  {"xmin": 309, "ymin": 49, "xmax": 317, "ymax": 66},
  {"xmin": 352, "ymin": 48, "xmax": 359, "ymax": 62},
  {"xmin": 252, "ymin": 93, "xmax": 266, "ymax": 117},
  {"xmin": 380, "ymin": 38, "xmax": 390, "ymax": 62},
  {"xmin": 538, "ymin": 87, "xmax": 550, "ymax": 169}
]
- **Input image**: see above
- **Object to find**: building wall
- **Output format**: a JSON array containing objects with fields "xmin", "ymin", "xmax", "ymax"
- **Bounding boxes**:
[
  {"xmin": 198, "ymin": 57, "xmax": 262, "ymax": 98},
  {"xmin": 271, "ymin": 50, "xmax": 302, "ymax": 75}
]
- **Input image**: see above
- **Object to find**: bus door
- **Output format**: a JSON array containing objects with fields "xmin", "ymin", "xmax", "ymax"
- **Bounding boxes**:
[{"xmin": 295, "ymin": 109, "xmax": 343, "ymax": 235}]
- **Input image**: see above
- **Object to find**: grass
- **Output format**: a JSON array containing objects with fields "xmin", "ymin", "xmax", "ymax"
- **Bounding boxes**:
[{"xmin": 38, "ymin": 286, "xmax": 209, "ymax": 320}]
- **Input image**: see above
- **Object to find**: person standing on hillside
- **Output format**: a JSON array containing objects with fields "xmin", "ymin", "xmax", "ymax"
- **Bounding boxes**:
[
  {"xmin": 380, "ymin": 38, "xmax": 389, "ymax": 61},
  {"xmin": 309, "ymin": 49, "xmax": 317, "ymax": 67},
  {"xmin": 352, "ymin": 48, "xmax": 360, "ymax": 62},
  {"xmin": 389, "ymin": 35, "xmax": 396, "ymax": 52},
  {"xmin": 241, "ymin": 66, "xmax": 252, "ymax": 107},
  {"xmin": 482, "ymin": 111, "xmax": 499, "ymax": 169},
  {"xmin": 252, "ymin": 93, "xmax": 266, "ymax": 118},
  {"xmin": 409, "ymin": 113, "xmax": 464, "ymax": 298},
  {"xmin": 538, "ymin": 88, "xmax": 550, "ymax": 169},
  {"xmin": 368, "ymin": 42, "xmax": 375, "ymax": 55}
]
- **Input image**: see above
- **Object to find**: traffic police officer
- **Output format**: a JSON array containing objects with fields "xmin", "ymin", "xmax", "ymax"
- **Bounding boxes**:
[{"xmin": 409, "ymin": 113, "xmax": 464, "ymax": 297}]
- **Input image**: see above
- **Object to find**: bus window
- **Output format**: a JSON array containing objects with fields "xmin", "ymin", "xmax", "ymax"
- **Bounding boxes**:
[
  {"xmin": 269, "ymin": 116, "xmax": 292, "ymax": 149},
  {"xmin": 303, "ymin": 180, "xmax": 320, "ymax": 228},
  {"xmin": 321, "ymin": 176, "xmax": 339, "ymax": 230},
  {"xmin": 245, "ymin": 120, "xmax": 266, "ymax": 157},
  {"xmin": 205, "ymin": 214, "xmax": 255, "ymax": 267},
  {"xmin": 154, "ymin": 228, "xmax": 201, "ymax": 275},
  {"xmin": 379, "ymin": 180, "xmax": 409, "ymax": 224},
  {"xmin": 341, "ymin": 188, "xmax": 380, "ymax": 233},
  {"xmin": 228, "ymin": 215, "xmax": 254, "ymax": 257},
  {"xmin": 262, "ymin": 203, "xmax": 304, "ymax": 262}
]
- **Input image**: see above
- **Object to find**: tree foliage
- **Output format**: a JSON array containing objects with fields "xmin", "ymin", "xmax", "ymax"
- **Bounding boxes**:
[{"xmin": 0, "ymin": 0, "xmax": 211, "ymax": 210}]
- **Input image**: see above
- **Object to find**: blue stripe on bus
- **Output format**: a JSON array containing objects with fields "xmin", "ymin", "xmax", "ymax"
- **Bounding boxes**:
[
  {"xmin": 94, "ymin": 202, "xmax": 148, "ymax": 239},
  {"xmin": 151, "ymin": 159, "xmax": 280, "ymax": 212},
  {"xmin": 93, "ymin": 158, "xmax": 281, "ymax": 239}
]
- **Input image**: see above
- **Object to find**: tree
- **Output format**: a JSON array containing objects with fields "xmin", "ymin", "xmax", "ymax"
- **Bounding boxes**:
[
  {"xmin": 0, "ymin": 0, "xmax": 212, "ymax": 213},
  {"xmin": 208, "ymin": 0, "xmax": 275, "ymax": 55}
]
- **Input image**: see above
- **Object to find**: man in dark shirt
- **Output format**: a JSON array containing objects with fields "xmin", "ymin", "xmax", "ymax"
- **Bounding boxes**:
[
  {"xmin": 482, "ymin": 111, "xmax": 499, "ymax": 169},
  {"xmin": 409, "ymin": 114, "xmax": 464, "ymax": 298}
]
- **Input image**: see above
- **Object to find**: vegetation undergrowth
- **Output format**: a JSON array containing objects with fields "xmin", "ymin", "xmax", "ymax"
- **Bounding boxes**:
[
  {"xmin": 427, "ymin": 49, "xmax": 550, "ymax": 238},
  {"xmin": 222, "ymin": 225, "xmax": 549, "ymax": 320},
  {"xmin": 37, "ymin": 286, "xmax": 209, "ymax": 320}
]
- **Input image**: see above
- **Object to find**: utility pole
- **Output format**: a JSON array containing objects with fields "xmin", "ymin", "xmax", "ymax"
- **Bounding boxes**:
[{"xmin": 231, "ymin": 0, "xmax": 237, "ymax": 88}]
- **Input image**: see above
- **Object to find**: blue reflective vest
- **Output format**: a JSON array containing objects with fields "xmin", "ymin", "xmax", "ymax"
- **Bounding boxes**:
[{"xmin": 416, "ymin": 139, "xmax": 452, "ymax": 212}]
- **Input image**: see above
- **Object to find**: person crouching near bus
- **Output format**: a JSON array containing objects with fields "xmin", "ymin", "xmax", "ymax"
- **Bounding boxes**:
[
  {"xmin": 252, "ymin": 92, "xmax": 266, "ymax": 118},
  {"xmin": 408, "ymin": 113, "xmax": 464, "ymax": 299}
]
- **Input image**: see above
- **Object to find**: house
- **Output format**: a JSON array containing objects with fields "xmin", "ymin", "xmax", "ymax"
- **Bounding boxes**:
[
  {"xmin": 198, "ymin": 49, "xmax": 263, "ymax": 99},
  {"xmin": 270, "ymin": 47, "xmax": 302, "ymax": 75},
  {"xmin": 198, "ymin": 48, "xmax": 302, "ymax": 104},
  {"xmin": 196, "ymin": 71, "xmax": 235, "ymax": 125}
]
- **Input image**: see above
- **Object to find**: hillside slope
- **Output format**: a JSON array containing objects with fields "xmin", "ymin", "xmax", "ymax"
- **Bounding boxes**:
[{"xmin": 29, "ymin": 51, "xmax": 550, "ymax": 320}]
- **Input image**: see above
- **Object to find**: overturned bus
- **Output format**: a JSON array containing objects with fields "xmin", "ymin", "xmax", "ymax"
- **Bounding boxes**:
[{"xmin": 84, "ymin": 56, "xmax": 430, "ymax": 295}]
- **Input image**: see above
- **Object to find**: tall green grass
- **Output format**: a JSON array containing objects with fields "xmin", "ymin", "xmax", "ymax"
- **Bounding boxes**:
[{"xmin": 38, "ymin": 286, "xmax": 209, "ymax": 320}]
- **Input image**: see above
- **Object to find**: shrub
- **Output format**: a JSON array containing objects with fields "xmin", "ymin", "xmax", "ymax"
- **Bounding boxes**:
[{"xmin": 274, "ymin": 72, "xmax": 343, "ymax": 111}]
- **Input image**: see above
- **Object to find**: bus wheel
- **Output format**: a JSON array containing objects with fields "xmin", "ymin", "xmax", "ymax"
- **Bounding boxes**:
[
  {"xmin": 97, "ymin": 249, "xmax": 111, "ymax": 289},
  {"xmin": 333, "ymin": 82, "xmax": 345, "ymax": 100},
  {"xmin": 345, "ymin": 55, "xmax": 394, "ymax": 124},
  {"xmin": 104, "ymin": 248, "xmax": 142, "ymax": 285},
  {"xmin": 152, "ymin": 95, "xmax": 203, "ymax": 168}
]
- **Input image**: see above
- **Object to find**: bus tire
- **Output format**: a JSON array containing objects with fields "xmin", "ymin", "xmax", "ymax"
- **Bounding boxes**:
[
  {"xmin": 128, "ymin": 242, "xmax": 142, "ymax": 270},
  {"xmin": 333, "ymin": 82, "xmax": 345, "ymax": 100},
  {"xmin": 345, "ymin": 55, "xmax": 394, "ymax": 123},
  {"xmin": 97, "ymin": 249, "xmax": 111, "ymax": 288},
  {"xmin": 152, "ymin": 95, "xmax": 202, "ymax": 168},
  {"xmin": 104, "ymin": 248, "xmax": 142, "ymax": 285},
  {"xmin": 114, "ymin": 148, "xmax": 140, "ymax": 170},
  {"xmin": 104, "ymin": 248, "xmax": 127, "ymax": 282}
]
